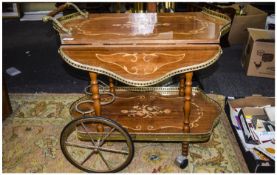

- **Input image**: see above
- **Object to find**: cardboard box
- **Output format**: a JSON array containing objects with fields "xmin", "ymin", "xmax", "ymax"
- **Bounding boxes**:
[
  {"xmin": 227, "ymin": 96, "xmax": 275, "ymax": 153},
  {"xmin": 228, "ymin": 95, "xmax": 275, "ymax": 128},
  {"xmin": 242, "ymin": 28, "xmax": 275, "ymax": 78},
  {"xmin": 241, "ymin": 107, "xmax": 275, "ymax": 161},
  {"xmin": 226, "ymin": 4, "xmax": 267, "ymax": 45},
  {"xmin": 227, "ymin": 96, "xmax": 276, "ymax": 169}
]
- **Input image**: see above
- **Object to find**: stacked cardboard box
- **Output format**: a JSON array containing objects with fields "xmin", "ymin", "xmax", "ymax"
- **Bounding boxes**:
[
  {"xmin": 241, "ymin": 28, "xmax": 275, "ymax": 78},
  {"xmin": 221, "ymin": 4, "xmax": 268, "ymax": 45}
]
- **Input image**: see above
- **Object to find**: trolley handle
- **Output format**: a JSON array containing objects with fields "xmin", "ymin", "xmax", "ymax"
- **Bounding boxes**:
[
  {"xmin": 42, "ymin": 3, "xmax": 88, "ymax": 34},
  {"xmin": 48, "ymin": 3, "xmax": 69, "ymax": 18}
]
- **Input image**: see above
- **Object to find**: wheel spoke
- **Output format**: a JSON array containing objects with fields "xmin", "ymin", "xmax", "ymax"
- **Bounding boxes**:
[
  {"xmin": 98, "ymin": 151, "xmax": 112, "ymax": 170},
  {"xmin": 80, "ymin": 120, "xmax": 96, "ymax": 146},
  {"xmin": 81, "ymin": 150, "xmax": 96, "ymax": 165},
  {"xmin": 99, "ymin": 128, "xmax": 116, "ymax": 147},
  {"xmin": 65, "ymin": 141, "xmax": 96, "ymax": 150},
  {"xmin": 98, "ymin": 147, "xmax": 129, "ymax": 155},
  {"xmin": 61, "ymin": 117, "xmax": 134, "ymax": 173}
]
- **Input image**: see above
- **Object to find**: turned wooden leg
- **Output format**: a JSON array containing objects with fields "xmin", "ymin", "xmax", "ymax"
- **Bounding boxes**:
[
  {"xmin": 183, "ymin": 72, "xmax": 193, "ymax": 156},
  {"xmin": 89, "ymin": 72, "xmax": 104, "ymax": 132},
  {"xmin": 179, "ymin": 74, "xmax": 185, "ymax": 96},
  {"xmin": 147, "ymin": 3, "xmax": 157, "ymax": 12},
  {"xmin": 89, "ymin": 72, "xmax": 101, "ymax": 116},
  {"xmin": 109, "ymin": 77, "xmax": 115, "ymax": 95}
]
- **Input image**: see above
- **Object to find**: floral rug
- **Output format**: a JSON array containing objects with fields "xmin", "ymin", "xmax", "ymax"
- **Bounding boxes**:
[{"xmin": 2, "ymin": 93, "xmax": 248, "ymax": 173}]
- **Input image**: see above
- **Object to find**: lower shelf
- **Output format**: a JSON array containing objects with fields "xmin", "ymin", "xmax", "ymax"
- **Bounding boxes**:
[{"xmin": 70, "ymin": 87, "xmax": 221, "ymax": 142}]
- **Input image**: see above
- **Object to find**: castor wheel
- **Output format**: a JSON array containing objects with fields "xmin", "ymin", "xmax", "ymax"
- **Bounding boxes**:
[
  {"xmin": 175, "ymin": 155, "xmax": 188, "ymax": 169},
  {"xmin": 60, "ymin": 116, "xmax": 134, "ymax": 173}
]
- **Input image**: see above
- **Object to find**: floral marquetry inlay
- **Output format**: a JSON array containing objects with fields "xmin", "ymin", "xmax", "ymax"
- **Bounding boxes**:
[
  {"xmin": 121, "ymin": 105, "xmax": 171, "ymax": 119},
  {"xmin": 74, "ymin": 14, "xmax": 209, "ymax": 37},
  {"xmin": 96, "ymin": 52, "xmax": 186, "ymax": 75}
]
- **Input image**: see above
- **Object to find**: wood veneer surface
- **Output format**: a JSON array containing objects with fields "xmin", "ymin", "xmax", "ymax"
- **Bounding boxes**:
[
  {"xmin": 59, "ymin": 12, "xmax": 229, "ymax": 44},
  {"xmin": 71, "ymin": 90, "xmax": 221, "ymax": 134},
  {"xmin": 60, "ymin": 45, "xmax": 220, "ymax": 83}
]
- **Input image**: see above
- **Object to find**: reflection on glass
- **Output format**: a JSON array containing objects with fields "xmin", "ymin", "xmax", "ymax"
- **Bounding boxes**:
[
  {"xmin": 129, "ymin": 13, "xmax": 157, "ymax": 36},
  {"xmin": 207, "ymin": 23, "xmax": 216, "ymax": 39}
]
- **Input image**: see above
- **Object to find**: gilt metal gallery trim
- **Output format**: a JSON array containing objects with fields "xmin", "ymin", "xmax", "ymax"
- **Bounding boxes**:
[
  {"xmin": 70, "ymin": 87, "xmax": 222, "ymax": 142},
  {"xmin": 59, "ymin": 48, "xmax": 222, "ymax": 87}
]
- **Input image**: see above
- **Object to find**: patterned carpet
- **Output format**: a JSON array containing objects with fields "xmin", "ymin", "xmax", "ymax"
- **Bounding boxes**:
[{"xmin": 2, "ymin": 93, "xmax": 248, "ymax": 173}]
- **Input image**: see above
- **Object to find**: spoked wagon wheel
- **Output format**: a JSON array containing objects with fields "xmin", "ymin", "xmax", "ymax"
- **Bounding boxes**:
[{"xmin": 60, "ymin": 116, "xmax": 134, "ymax": 173}]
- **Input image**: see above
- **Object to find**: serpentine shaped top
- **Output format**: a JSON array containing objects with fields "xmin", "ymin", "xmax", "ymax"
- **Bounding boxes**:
[
  {"xmin": 59, "ymin": 45, "xmax": 221, "ymax": 86},
  {"xmin": 56, "ymin": 11, "xmax": 230, "ymax": 44},
  {"xmin": 50, "ymin": 10, "xmax": 229, "ymax": 86}
]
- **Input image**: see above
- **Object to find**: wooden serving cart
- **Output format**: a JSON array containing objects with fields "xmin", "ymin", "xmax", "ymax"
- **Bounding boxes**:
[{"xmin": 43, "ymin": 3, "xmax": 231, "ymax": 173}]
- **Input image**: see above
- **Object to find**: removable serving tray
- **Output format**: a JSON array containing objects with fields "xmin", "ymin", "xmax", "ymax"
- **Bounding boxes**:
[
  {"xmin": 56, "ymin": 10, "xmax": 230, "ymax": 45},
  {"xmin": 70, "ymin": 87, "xmax": 221, "ymax": 142}
]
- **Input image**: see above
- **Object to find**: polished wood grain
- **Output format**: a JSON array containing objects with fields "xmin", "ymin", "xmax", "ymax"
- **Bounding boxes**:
[
  {"xmin": 184, "ymin": 72, "xmax": 193, "ymax": 134},
  {"xmin": 59, "ymin": 12, "xmax": 229, "ymax": 45},
  {"xmin": 109, "ymin": 77, "xmax": 116, "ymax": 94},
  {"xmin": 89, "ymin": 72, "xmax": 101, "ymax": 116},
  {"xmin": 183, "ymin": 72, "xmax": 193, "ymax": 156},
  {"xmin": 179, "ymin": 74, "xmax": 185, "ymax": 96},
  {"xmin": 89, "ymin": 72, "xmax": 104, "ymax": 132},
  {"xmin": 45, "ymin": 6, "xmax": 227, "ymax": 166},
  {"xmin": 60, "ymin": 45, "xmax": 221, "ymax": 86},
  {"xmin": 182, "ymin": 142, "xmax": 189, "ymax": 156},
  {"xmin": 70, "ymin": 89, "xmax": 221, "ymax": 135}
]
